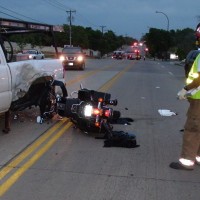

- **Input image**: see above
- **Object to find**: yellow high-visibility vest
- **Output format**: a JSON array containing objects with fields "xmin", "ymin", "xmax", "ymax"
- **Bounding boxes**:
[{"xmin": 186, "ymin": 54, "xmax": 200, "ymax": 99}]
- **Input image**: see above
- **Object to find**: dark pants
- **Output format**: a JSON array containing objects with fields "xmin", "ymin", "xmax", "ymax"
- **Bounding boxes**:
[{"xmin": 52, "ymin": 80, "xmax": 68, "ymax": 97}]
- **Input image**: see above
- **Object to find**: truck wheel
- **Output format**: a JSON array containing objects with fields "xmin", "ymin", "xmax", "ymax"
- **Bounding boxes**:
[
  {"xmin": 39, "ymin": 84, "xmax": 56, "ymax": 120},
  {"xmin": 80, "ymin": 63, "xmax": 85, "ymax": 70}
]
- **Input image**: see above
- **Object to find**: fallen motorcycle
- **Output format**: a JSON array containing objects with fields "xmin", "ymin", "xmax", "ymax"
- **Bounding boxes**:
[{"xmin": 57, "ymin": 86, "xmax": 139, "ymax": 148}]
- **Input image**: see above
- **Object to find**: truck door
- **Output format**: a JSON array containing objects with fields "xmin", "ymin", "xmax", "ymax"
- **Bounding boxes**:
[{"xmin": 0, "ymin": 43, "xmax": 12, "ymax": 113}]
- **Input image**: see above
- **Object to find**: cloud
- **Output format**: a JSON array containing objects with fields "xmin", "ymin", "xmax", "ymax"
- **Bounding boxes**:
[{"xmin": 0, "ymin": 0, "xmax": 199, "ymax": 39}]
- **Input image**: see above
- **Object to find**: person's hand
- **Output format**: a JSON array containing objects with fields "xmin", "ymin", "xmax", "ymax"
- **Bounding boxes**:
[{"xmin": 177, "ymin": 88, "xmax": 187, "ymax": 100}]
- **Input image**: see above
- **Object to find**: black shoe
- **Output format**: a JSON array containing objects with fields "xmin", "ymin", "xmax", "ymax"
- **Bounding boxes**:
[{"xmin": 169, "ymin": 162, "xmax": 194, "ymax": 170}]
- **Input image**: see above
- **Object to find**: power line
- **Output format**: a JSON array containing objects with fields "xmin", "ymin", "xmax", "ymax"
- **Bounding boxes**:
[
  {"xmin": 75, "ymin": 13, "xmax": 99, "ymax": 29},
  {"xmin": 0, "ymin": 0, "xmax": 107, "ymax": 35},
  {"xmin": 42, "ymin": 0, "xmax": 69, "ymax": 12},
  {"xmin": 44, "ymin": 0, "xmax": 104, "ymax": 40},
  {"xmin": 0, "ymin": 5, "xmax": 45, "ymax": 23},
  {"xmin": 51, "ymin": 0, "xmax": 72, "ymax": 10},
  {"xmin": 42, "ymin": 0, "xmax": 100, "ymax": 29},
  {"xmin": 0, "ymin": 10, "xmax": 24, "ymax": 21}
]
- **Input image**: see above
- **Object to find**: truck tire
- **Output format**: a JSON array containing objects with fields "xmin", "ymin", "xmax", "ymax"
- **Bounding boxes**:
[{"xmin": 80, "ymin": 63, "xmax": 85, "ymax": 70}]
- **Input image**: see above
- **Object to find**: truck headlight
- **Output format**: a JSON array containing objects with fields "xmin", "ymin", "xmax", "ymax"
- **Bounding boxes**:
[
  {"xmin": 59, "ymin": 55, "xmax": 65, "ymax": 61},
  {"xmin": 77, "ymin": 55, "xmax": 83, "ymax": 62}
]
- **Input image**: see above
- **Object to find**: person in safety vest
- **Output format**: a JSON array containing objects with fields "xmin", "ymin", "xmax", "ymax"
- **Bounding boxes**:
[{"xmin": 170, "ymin": 53, "xmax": 200, "ymax": 170}]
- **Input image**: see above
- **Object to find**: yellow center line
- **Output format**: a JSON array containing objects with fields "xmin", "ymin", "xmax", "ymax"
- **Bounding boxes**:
[
  {"xmin": 99, "ymin": 64, "xmax": 132, "ymax": 92},
  {"xmin": 0, "ymin": 118, "xmax": 68, "ymax": 180},
  {"xmin": 0, "ymin": 62, "xmax": 132, "ymax": 197},
  {"xmin": 0, "ymin": 63, "xmax": 111, "ymax": 179},
  {"xmin": 0, "ymin": 122, "xmax": 73, "ymax": 197},
  {"xmin": 65, "ymin": 65, "xmax": 114, "ymax": 86}
]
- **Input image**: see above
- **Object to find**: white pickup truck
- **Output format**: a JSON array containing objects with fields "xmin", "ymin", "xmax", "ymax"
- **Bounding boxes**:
[{"xmin": 0, "ymin": 37, "xmax": 65, "ymax": 132}]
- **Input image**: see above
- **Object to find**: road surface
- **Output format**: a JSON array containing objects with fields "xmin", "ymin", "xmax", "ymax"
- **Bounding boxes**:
[{"xmin": 0, "ymin": 58, "xmax": 199, "ymax": 200}]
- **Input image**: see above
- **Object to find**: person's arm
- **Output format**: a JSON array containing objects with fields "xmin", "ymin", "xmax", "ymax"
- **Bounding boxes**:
[{"xmin": 184, "ymin": 72, "xmax": 200, "ymax": 90}]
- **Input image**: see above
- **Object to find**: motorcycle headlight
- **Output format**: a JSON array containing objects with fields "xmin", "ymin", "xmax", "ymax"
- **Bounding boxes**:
[
  {"xmin": 77, "ymin": 55, "xmax": 83, "ymax": 62},
  {"xmin": 84, "ymin": 104, "xmax": 93, "ymax": 117}
]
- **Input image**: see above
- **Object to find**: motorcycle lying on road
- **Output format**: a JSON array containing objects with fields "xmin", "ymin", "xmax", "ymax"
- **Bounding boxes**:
[{"xmin": 56, "ymin": 85, "xmax": 139, "ymax": 148}]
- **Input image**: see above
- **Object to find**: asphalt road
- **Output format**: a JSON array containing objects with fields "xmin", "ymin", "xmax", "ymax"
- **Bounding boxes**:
[{"xmin": 0, "ymin": 58, "xmax": 200, "ymax": 200}]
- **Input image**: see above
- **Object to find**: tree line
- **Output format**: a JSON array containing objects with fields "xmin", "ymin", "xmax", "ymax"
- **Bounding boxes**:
[
  {"xmin": 142, "ymin": 27, "xmax": 196, "ymax": 60},
  {"xmin": 9, "ymin": 24, "xmax": 197, "ymax": 60}
]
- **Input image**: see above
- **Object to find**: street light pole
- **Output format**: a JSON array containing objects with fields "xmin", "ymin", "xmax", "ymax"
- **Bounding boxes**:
[{"xmin": 155, "ymin": 11, "xmax": 169, "ymax": 31}]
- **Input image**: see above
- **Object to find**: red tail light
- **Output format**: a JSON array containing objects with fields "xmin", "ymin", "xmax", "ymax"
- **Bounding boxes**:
[{"xmin": 104, "ymin": 109, "xmax": 111, "ymax": 117}]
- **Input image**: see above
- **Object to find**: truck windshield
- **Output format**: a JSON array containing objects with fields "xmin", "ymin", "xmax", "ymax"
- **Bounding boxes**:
[{"xmin": 62, "ymin": 48, "xmax": 82, "ymax": 54}]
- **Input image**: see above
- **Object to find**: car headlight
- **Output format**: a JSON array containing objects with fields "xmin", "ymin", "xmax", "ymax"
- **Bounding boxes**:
[
  {"xmin": 59, "ymin": 55, "xmax": 65, "ymax": 61},
  {"xmin": 77, "ymin": 55, "xmax": 84, "ymax": 62},
  {"xmin": 29, "ymin": 55, "xmax": 33, "ymax": 59}
]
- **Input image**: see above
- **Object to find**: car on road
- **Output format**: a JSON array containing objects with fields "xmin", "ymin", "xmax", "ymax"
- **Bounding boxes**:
[
  {"xmin": 16, "ymin": 49, "xmax": 45, "ymax": 61},
  {"xmin": 22, "ymin": 49, "xmax": 45, "ymax": 59},
  {"xmin": 60, "ymin": 46, "xmax": 85, "ymax": 70},
  {"xmin": 111, "ymin": 51, "xmax": 124, "ymax": 59},
  {"xmin": 184, "ymin": 49, "xmax": 200, "ymax": 77},
  {"xmin": 125, "ymin": 49, "xmax": 141, "ymax": 60}
]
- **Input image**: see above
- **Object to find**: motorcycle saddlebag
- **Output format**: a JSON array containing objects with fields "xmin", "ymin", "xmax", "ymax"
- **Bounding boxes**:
[
  {"xmin": 78, "ymin": 89, "xmax": 111, "ymax": 102},
  {"xmin": 104, "ymin": 131, "xmax": 140, "ymax": 148},
  {"xmin": 57, "ymin": 97, "xmax": 80, "ymax": 118}
]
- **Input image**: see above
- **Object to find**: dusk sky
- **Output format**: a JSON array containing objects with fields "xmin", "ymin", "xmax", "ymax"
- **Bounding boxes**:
[{"xmin": 0, "ymin": 0, "xmax": 199, "ymax": 40}]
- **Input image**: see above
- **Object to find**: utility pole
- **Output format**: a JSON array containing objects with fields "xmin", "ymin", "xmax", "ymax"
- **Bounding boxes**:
[
  {"xmin": 66, "ymin": 10, "xmax": 76, "ymax": 47},
  {"xmin": 100, "ymin": 25, "xmax": 106, "ymax": 35}
]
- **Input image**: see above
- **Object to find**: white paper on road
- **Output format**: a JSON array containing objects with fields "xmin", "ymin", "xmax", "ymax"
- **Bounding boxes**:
[{"xmin": 158, "ymin": 109, "xmax": 177, "ymax": 116}]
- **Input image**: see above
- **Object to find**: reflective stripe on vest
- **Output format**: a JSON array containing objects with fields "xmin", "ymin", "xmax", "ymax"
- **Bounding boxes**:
[{"xmin": 186, "ymin": 54, "xmax": 200, "ymax": 99}]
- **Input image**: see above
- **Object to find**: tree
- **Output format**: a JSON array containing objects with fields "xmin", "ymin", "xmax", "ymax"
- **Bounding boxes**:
[
  {"xmin": 144, "ymin": 28, "xmax": 172, "ymax": 59},
  {"xmin": 143, "ymin": 28, "xmax": 196, "ymax": 60},
  {"xmin": 173, "ymin": 28, "xmax": 195, "ymax": 60},
  {"xmin": 10, "ymin": 34, "xmax": 27, "ymax": 52},
  {"xmin": 69, "ymin": 25, "xmax": 89, "ymax": 48}
]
